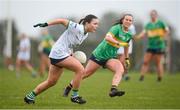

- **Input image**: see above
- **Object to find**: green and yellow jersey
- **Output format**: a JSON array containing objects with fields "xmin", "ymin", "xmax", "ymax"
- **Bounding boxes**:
[
  {"xmin": 40, "ymin": 35, "xmax": 54, "ymax": 54},
  {"xmin": 145, "ymin": 19, "xmax": 168, "ymax": 49},
  {"xmin": 93, "ymin": 24, "xmax": 132, "ymax": 60}
]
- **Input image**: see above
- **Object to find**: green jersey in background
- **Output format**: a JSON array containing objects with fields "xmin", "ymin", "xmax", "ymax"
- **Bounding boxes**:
[{"xmin": 145, "ymin": 19, "xmax": 168, "ymax": 49}]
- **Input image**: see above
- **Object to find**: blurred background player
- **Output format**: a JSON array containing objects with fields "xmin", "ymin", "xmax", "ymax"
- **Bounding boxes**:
[
  {"xmin": 38, "ymin": 29, "xmax": 54, "ymax": 77},
  {"xmin": 137, "ymin": 10, "xmax": 169, "ymax": 82},
  {"xmin": 117, "ymin": 24, "xmax": 136, "ymax": 81},
  {"xmin": 3, "ymin": 44, "xmax": 14, "ymax": 71},
  {"xmin": 63, "ymin": 14, "xmax": 133, "ymax": 98},
  {"xmin": 15, "ymin": 33, "xmax": 37, "ymax": 78},
  {"xmin": 24, "ymin": 14, "xmax": 99, "ymax": 104}
]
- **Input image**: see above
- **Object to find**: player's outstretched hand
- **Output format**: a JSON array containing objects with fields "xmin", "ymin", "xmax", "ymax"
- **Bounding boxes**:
[{"xmin": 33, "ymin": 23, "xmax": 48, "ymax": 27}]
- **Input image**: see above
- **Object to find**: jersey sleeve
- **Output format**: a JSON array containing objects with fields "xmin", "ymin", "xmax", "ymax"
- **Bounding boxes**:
[
  {"xmin": 107, "ymin": 25, "xmax": 119, "ymax": 37},
  {"xmin": 161, "ymin": 21, "xmax": 169, "ymax": 31},
  {"xmin": 67, "ymin": 21, "xmax": 84, "ymax": 34},
  {"xmin": 144, "ymin": 23, "xmax": 149, "ymax": 33},
  {"xmin": 129, "ymin": 25, "xmax": 136, "ymax": 36}
]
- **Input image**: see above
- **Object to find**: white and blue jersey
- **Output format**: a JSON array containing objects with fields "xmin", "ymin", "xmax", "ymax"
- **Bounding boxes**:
[
  {"xmin": 49, "ymin": 21, "xmax": 88, "ymax": 59},
  {"xmin": 17, "ymin": 37, "xmax": 31, "ymax": 61}
]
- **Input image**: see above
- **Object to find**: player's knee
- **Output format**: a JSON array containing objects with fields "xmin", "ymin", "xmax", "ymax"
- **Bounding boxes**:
[
  {"xmin": 118, "ymin": 62, "xmax": 124, "ymax": 73},
  {"xmin": 83, "ymin": 69, "xmax": 93, "ymax": 79},
  {"xmin": 143, "ymin": 61, "xmax": 149, "ymax": 66},
  {"xmin": 157, "ymin": 63, "xmax": 163, "ymax": 68},
  {"xmin": 47, "ymin": 79, "xmax": 57, "ymax": 87},
  {"xmin": 117, "ymin": 68, "xmax": 124, "ymax": 76},
  {"xmin": 76, "ymin": 67, "xmax": 85, "ymax": 75}
]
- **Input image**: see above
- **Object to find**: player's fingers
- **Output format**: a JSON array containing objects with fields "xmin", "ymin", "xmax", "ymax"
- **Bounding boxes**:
[{"xmin": 33, "ymin": 24, "xmax": 40, "ymax": 27}]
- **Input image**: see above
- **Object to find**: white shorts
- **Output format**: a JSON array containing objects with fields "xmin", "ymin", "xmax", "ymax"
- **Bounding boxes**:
[{"xmin": 17, "ymin": 52, "xmax": 30, "ymax": 61}]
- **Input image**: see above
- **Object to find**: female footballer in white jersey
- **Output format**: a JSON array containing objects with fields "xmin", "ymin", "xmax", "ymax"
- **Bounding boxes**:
[
  {"xmin": 16, "ymin": 34, "xmax": 37, "ymax": 78},
  {"xmin": 24, "ymin": 14, "xmax": 99, "ymax": 104}
]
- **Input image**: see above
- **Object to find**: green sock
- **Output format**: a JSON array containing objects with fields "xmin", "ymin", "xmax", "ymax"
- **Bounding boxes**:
[
  {"xmin": 72, "ymin": 89, "xmax": 79, "ymax": 98},
  {"xmin": 26, "ymin": 91, "xmax": 36, "ymax": 100},
  {"xmin": 31, "ymin": 70, "xmax": 37, "ymax": 75}
]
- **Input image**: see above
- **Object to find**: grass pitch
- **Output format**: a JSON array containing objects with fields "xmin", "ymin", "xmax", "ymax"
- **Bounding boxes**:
[{"xmin": 0, "ymin": 68, "xmax": 180, "ymax": 109}]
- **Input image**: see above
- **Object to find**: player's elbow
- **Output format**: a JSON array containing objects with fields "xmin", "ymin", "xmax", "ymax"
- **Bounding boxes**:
[
  {"xmin": 104, "ymin": 35, "xmax": 111, "ymax": 42},
  {"xmin": 57, "ymin": 18, "xmax": 69, "ymax": 26}
]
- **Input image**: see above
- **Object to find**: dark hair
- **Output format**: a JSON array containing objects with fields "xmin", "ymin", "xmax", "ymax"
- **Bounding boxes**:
[
  {"xmin": 79, "ymin": 14, "xmax": 98, "ymax": 25},
  {"xmin": 114, "ymin": 14, "xmax": 133, "ymax": 25}
]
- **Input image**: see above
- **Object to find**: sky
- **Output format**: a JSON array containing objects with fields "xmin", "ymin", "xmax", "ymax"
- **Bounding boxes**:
[{"xmin": 0, "ymin": 0, "xmax": 179, "ymax": 38}]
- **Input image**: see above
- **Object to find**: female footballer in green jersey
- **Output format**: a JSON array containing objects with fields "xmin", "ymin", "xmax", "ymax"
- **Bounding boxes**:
[
  {"xmin": 63, "ymin": 14, "xmax": 133, "ymax": 97},
  {"xmin": 137, "ymin": 10, "xmax": 169, "ymax": 81},
  {"xmin": 38, "ymin": 29, "xmax": 54, "ymax": 77}
]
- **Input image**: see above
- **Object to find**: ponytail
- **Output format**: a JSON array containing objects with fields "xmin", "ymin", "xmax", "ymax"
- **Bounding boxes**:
[
  {"xmin": 79, "ymin": 18, "xmax": 85, "ymax": 24},
  {"xmin": 79, "ymin": 14, "xmax": 98, "ymax": 25}
]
